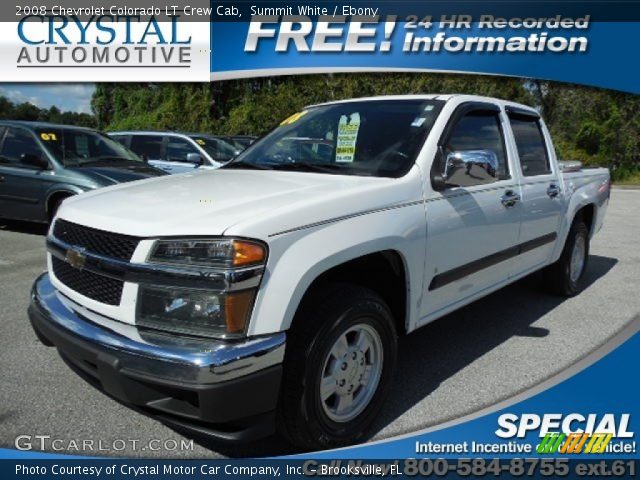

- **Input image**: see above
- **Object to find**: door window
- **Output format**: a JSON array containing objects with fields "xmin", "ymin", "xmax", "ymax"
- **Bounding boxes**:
[
  {"xmin": 165, "ymin": 137, "xmax": 199, "ymax": 163},
  {"xmin": 112, "ymin": 135, "xmax": 130, "ymax": 148},
  {"xmin": 129, "ymin": 135, "xmax": 162, "ymax": 160},
  {"xmin": 509, "ymin": 117, "xmax": 551, "ymax": 176},
  {"xmin": 442, "ymin": 110, "xmax": 508, "ymax": 187},
  {"xmin": 0, "ymin": 128, "xmax": 43, "ymax": 167}
]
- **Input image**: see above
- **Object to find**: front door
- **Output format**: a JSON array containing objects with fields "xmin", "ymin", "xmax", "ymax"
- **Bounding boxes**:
[
  {"xmin": 0, "ymin": 127, "xmax": 48, "ymax": 222},
  {"xmin": 419, "ymin": 103, "xmax": 522, "ymax": 324},
  {"xmin": 160, "ymin": 136, "xmax": 202, "ymax": 174}
]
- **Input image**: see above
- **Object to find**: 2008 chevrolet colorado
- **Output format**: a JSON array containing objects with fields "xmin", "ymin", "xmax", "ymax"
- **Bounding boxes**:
[{"xmin": 28, "ymin": 95, "xmax": 610, "ymax": 449}]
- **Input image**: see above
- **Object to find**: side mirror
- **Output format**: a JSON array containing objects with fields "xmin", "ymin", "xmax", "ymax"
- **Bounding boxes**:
[
  {"xmin": 186, "ymin": 153, "xmax": 203, "ymax": 166},
  {"xmin": 20, "ymin": 153, "xmax": 49, "ymax": 170},
  {"xmin": 440, "ymin": 149, "xmax": 499, "ymax": 188}
]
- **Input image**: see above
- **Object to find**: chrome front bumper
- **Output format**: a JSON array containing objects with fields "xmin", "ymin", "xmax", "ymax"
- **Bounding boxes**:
[{"xmin": 28, "ymin": 273, "xmax": 286, "ymax": 439}]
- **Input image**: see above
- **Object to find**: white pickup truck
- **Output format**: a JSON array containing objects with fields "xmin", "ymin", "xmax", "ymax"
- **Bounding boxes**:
[{"xmin": 29, "ymin": 95, "xmax": 610, "ymax": 450}]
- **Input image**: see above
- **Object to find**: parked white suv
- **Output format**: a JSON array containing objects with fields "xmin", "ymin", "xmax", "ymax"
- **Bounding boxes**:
[
  {"xmin": 109, "ymin": 131, "xmax": 241, "ymax": 174},
  {"xmin": 30, "ymin": 95, "xmax": 610, "ymax": 450}
]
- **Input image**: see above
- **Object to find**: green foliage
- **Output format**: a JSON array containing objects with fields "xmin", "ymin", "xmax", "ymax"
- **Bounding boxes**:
[
  {"xmin": 0, "ymin": 96, "xmax": 95, "ymax": 127},
  {"xmin": 91, "ymin": 74, "xmax": 639, "ymax": 183},
  {"xmin": 91, "ymin": 84, "xmax": 213, "ymax": 132},
  {"xmin": 530, "ymin": 81, "xmax": 640, "ymax": 182}
]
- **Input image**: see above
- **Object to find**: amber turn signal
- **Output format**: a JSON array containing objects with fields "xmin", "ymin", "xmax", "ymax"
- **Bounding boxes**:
[
  {"xmin": 225, "ymin": 290, "xmax": 256, "ymax": 334},
  {"xmin": 232, "ymin": 240, "xmax": 266, "ymax": 267}
]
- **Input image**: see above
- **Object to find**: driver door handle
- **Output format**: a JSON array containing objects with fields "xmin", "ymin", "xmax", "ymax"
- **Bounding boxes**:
[
  {"xmin": 501, "ymin": 190, "xmax": 520, "ymax": 208},
  {"xmin": 547, "ymin": 183, "xmax": 561, "ymax": 198},
  {"xmin": 0, "ymin": 175, "xmax": 4, "ymax": 183}
]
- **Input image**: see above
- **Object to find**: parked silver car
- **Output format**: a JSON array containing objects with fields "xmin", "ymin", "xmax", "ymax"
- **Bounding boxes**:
[{"xmin": 109, "ymin": 131, "xmax": 241, "ymax": 174}]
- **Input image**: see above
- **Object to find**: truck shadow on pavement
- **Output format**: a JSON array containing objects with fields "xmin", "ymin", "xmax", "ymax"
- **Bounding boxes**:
[{"xmin": 187, "ymin": 254, "xmax": 617, "ymax": 457}]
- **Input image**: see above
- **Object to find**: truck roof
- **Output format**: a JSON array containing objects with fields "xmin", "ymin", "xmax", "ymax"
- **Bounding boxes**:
[{"xmin": 308, "ymin": 94, "xmax": 539, "ymax": 115}]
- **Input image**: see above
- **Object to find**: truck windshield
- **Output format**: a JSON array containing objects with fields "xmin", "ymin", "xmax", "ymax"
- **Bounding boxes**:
[
  {"xmin": 224, "ymin": 99, "xmax": 444, "ymax": 178},
  {"xmin": 35, "ymin": 128, "xmax": 141, "ymax": 166}
]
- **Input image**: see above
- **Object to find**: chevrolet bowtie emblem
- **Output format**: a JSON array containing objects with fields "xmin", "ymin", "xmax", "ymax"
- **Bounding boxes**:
[{"xmin": 65, "ymin": 247, "xmax": 87, "ymax": 270}]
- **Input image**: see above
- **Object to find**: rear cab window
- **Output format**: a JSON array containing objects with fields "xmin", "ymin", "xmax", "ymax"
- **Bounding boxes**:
[{"xmin": 507, "ymin": 110, "xmax": 552, "ymax": 176}]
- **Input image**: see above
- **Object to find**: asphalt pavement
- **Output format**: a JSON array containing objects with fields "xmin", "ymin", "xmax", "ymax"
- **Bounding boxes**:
[{"xmin": 0, "ymin": 189, "xmax": 638, "ymax": 458}]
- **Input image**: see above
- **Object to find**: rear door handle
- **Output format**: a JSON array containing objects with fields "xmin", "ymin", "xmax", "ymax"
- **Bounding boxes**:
[
  {"xmin": 501, "ymin": 190, "xmax": 520, "ymax": 208},
  {"xmin": 0, "ymin": 175, "xmax": 4, "ymax": 183},
  {"xmin": 547, "ymin": 184, "xmax": 561, "ymax": 198}
]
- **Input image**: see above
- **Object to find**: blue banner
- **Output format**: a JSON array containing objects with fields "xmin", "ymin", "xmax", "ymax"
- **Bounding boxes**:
[{"xmin": 210, "ymin": 4, "xmax": 640, "ymax": 93}]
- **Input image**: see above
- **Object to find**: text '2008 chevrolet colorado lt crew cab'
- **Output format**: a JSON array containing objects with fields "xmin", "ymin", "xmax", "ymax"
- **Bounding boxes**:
[{"xmin": 28, "ymin": 95, "xmax": 610, "ymax": 449}]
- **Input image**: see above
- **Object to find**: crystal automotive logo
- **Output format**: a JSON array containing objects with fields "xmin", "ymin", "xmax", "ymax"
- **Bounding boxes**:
[
  {"xmin": 496, "ymin": 414, "xmax": 634, "ymax": 455},
  {"xmin": 16, "ymin": 14, "xmax": 192, "ymax": 68}
]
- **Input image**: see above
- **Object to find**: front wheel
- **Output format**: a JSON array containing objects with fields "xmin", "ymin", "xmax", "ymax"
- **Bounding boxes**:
[
  {"xmin": 544, "ymin": 220, "xmax": 590, "ymax": 296},
  {"xmin": 277, "ymin": 284, "xmax": 397, "ymax": 450}
]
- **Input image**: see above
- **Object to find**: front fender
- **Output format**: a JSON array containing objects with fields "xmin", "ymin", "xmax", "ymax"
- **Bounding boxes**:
[
  {"xmin": 44, "ymin": 184, "xmax": 87, "ymax": 202},
  {"xmin": 43, "ymin": 184, "xmax": 88, "ymax": 215},
  {"xmin": 246, "ymin": 202, "xmax": 427, "ymax": 336}
]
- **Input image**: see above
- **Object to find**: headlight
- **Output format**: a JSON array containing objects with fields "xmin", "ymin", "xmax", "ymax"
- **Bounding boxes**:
[
  {"xmin": 138, "ymin": 286, "xmax": 255, "ymax": 339},
  {"xmin": 149, "ymin": 238, "xmax": 266, "ymax": 268},
  {"xmin": 140, "ymin": 237, "xmax": 266, "ymax": 339}
]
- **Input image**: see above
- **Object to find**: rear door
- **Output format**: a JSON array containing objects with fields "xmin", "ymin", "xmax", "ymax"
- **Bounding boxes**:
[
  {"xmin": 0, "ymin": 126, "xmax": 48, "ymax": 222},
  {"xmin": 506, "ymin": 107, "xmax": 563, "ymax": 273},
  {"xmin": 420, "ymin": 102, "xmax": 523, "ymax": 322}
]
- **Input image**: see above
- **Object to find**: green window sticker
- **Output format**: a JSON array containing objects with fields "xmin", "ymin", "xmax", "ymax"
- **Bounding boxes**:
[{"xmin": 336, "ymin": 113, "xmax": 360, "ymax": 163}]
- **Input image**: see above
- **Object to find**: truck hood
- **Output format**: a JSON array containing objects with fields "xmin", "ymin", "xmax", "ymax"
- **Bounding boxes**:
[
  {"xmin": 66, "ymin": 160, "xmax": 166, "ymax": 185},
  {"xmin": 58, "ymin": 169, "xmax": 420, "ymax": 239}
]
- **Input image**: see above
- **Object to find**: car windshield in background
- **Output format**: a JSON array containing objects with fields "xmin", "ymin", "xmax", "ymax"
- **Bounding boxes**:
[
  {"xmin": 225, "ymin": 100, "xmax": 444, "ymax": 177},
  {"xmin": 190, "ymin": 135, "xmax": 239, "ymax": 163},
  {"xmin": 230, "ymin": 137, "xmax": 255, "ymax": 148},
  {"xmin": 36, "ymin": 128, "xmax": 140, "ymax": 166}
]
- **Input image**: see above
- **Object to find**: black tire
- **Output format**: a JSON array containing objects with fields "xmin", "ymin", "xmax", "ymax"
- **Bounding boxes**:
[
  {"xmin": 277, "ymin": 283, "xmax": 398, "ymax": 450},
  {"xmin": 543, "ymin": 220, "xmax": 590, "ymax": 296}
]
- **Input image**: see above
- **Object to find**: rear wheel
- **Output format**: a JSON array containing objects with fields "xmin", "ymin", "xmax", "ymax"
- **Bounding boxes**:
[
  {"xmin": 277, "ymin": 284, "xmax": 397, "ymax": 450},
  {"xmin": 544, "ymin": 220, "xmax": 590, "ymax": 296}
]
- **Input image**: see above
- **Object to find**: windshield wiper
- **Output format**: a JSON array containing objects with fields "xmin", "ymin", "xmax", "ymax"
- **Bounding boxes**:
[
  {"xmin": 271, "ymin": 161, "xmax": 345, "ymax": 174},
  {"xmin": 223, "ymin": 161, "xmax": 273, "ymax": 170},
  {"xmin": 73, "ymin": 156, "xmax": 130, "ymax": 165}
]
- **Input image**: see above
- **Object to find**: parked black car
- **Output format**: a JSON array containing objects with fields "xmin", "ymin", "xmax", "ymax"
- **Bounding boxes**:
[{"xmin": 0, "ymin": 121, "xmax": 166, "ymax": 223}]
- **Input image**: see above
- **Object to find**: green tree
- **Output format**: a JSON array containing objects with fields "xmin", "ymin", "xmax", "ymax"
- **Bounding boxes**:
[{"xmin": 90, "ymin": 74, "xmax": 639, "ymax": 182}]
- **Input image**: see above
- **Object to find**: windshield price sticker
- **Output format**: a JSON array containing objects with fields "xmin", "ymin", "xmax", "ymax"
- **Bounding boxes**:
[
  {"xmin": 336, "ymin": 113, "xmax": 360, "ymax": 163},
  {"xmin": 40, "ymin": 132, "xmax": 58, "ymax": 141},
  {"xmin": 196, "ymin": 139, "xmax": 206, "ymax": 145}
]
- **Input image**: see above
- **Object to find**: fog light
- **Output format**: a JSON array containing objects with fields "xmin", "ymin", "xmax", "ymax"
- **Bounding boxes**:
[{"xmin": 138, "ymin": 286, "xmax": 255, "ymax": 339}]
